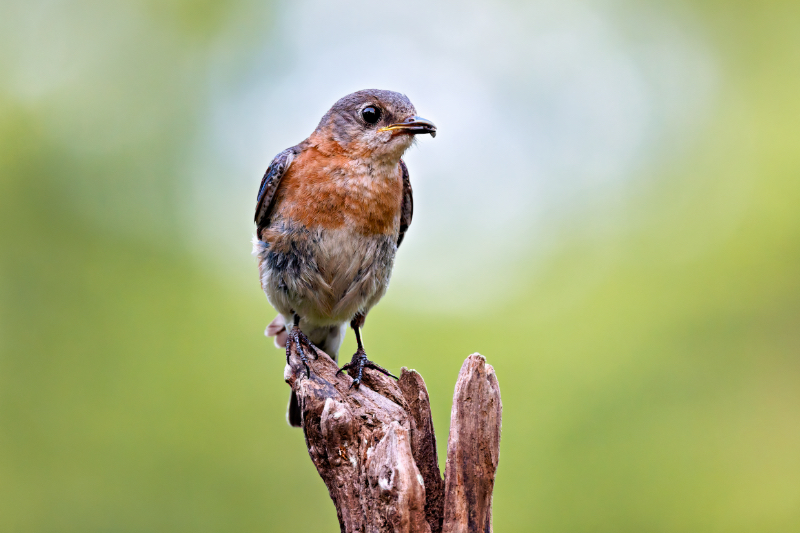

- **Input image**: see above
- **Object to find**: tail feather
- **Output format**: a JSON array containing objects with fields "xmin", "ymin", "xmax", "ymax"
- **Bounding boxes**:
[
  {"xmin": 265, "ymin": 315, "xmax": 288, "ymax": 349},
  {"xmin": 287, "ymin": 390, "xmax": 302, "ymax": 427}
]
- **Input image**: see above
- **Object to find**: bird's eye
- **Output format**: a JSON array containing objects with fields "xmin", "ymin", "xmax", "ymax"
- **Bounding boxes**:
[{"xmin": 361, "ymin": 106, "xmax": 382, "ymax": 124}]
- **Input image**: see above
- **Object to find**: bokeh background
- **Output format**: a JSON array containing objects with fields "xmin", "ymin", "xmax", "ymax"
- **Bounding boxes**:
[{"xmin": 2, "ymin": 0, "xmax": 799, "ymax": 531}]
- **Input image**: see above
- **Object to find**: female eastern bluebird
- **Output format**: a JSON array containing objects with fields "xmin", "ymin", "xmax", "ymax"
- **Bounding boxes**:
[{"xmin": 253, "ymin": 89, "xmax": 436, "ymax": 426}]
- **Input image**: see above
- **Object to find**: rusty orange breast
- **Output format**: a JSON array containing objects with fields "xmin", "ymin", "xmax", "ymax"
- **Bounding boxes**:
[{"xmin": 274, "ymin": 140, "xmax": 403, "ymax": 235}]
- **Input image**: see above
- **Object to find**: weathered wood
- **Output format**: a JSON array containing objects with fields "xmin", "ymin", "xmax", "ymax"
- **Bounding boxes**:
[
  {"xmin": 284, "ymin": 346, "xmax": 426, "ymax": 533},
  {"xmin": 442, "ymin": 354, "xmax": 502, "ymax": 533},
  {"xmin": 285, "ymin": 346, "xmax": 501, "ymax": 533},
  {"xmin": 398, "ymin": 370, "xmax": 445, "ymax": 533}
]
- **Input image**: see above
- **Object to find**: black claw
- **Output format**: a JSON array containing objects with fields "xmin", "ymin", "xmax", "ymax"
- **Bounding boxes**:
[
  {"xmin": 338, "ymin": 348, "xmax": 396, "ymax": 389},
  {"xmin": 285, "ymin": 326, "xmax": 317, "ymax": 379}
]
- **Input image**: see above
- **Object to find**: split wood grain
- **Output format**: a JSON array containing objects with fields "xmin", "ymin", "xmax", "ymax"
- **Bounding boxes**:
[{"xmin": 284, "ymin": 346, "xmax": 501, "ymax": 533}]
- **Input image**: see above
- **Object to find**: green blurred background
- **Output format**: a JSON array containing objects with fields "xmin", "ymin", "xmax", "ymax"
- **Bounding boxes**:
[{"xmin": 2, "ymin": 0, "xmax": 799, "ymax": 531}]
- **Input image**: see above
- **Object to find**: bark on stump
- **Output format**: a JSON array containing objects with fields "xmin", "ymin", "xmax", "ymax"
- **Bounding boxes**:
[{"xmin": 284, "ymin": 346, "xmax": 502, "ymax": 533}]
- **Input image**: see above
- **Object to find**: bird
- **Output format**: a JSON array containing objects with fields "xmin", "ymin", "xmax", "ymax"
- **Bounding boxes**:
[{"xmin": 252, "ymin": 89, "xmax": 436, "ymax": 426}]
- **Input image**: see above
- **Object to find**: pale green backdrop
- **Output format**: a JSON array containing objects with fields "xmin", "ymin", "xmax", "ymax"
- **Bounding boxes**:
[{"xmin": 1, "ymin": 0, "xmax": 799, "ymax": 531}]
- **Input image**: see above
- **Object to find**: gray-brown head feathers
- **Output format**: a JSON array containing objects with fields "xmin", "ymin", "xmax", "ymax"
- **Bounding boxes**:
[{"xmin": 315, "ymin": 89, "xmax": 419, "ymax": 162}]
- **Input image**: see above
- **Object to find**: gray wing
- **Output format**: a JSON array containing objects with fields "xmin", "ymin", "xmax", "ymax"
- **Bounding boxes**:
[
  {"xmin": 254, "ymin": 147, "xmax": 296, "ymax": 238},
  {"xmin": 397, "ymin": 159, "xmax": 413, "ymax": 248}
]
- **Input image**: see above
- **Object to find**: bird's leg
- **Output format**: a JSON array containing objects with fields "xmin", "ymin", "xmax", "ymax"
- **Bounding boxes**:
[
  {"xmin": 285, "ymin": 313, "xmax": 317, "ymax": 379},
  {"xmin": 337, "ymin": 314, "xmax": 397, "ymax": 389}
]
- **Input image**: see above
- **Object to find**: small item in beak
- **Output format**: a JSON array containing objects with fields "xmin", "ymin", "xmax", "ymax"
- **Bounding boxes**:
[{"xmin": 378, "ymin": 116, "xmax": 437, "ymax": 137}]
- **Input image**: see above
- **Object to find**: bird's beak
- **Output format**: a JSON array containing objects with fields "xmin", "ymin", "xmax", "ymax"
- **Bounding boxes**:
[{"xmin": 378, "ymin": 116, "xmax": 437, "ymax": 138}]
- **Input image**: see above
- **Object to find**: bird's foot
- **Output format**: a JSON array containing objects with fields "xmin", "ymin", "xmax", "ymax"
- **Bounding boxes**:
[
  {"xmin": 336, "ymin": 348, "xmax": 397, "ymax": 389},
  {"xmin": 285, "ymin": 325, "xmax": 318, "ymax": 379}
]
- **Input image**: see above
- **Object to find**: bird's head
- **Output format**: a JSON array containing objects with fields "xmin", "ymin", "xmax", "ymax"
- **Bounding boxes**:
[{"xmin": 315, "ymin": 89, "xmax": 436, "ymax": 165}]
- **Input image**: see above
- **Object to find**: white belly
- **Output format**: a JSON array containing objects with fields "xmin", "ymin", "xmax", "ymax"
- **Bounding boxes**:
[{"xmin": 255, "ymin": 224, "xmax": 398, "ymax": 326}]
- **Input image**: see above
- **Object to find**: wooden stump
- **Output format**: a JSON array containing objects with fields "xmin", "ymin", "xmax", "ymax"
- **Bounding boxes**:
[{"xmin": 284, "ymin": 346, "xmax": 502, "ymax": 533}]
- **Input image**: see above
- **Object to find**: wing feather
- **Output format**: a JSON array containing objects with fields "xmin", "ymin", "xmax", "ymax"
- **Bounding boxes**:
[
  {"xmin": 254, "ymin": 147, "xmax": 296, "ymax": 237},
  {"xmin": 397, "ymin": 158, "xmax": 413, "ymax": 248}
]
